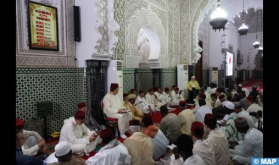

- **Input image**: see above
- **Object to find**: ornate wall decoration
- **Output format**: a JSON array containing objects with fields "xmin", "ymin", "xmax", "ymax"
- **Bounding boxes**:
[
  {"xmin": 146, "ymin": 0, "xmax": 166, "ymax": 10},
  {"xmin": 125, "ymin": 8, "xmax": 166, "ymax": 68},
  {"xmin": 114, "ymin": 0, "xmax": 125, "ymax": 60},
  {"xmin": 16, "ymin": 0, "xmax": 76, "ymax": 67},
  {"xmin": 180, "ymin": 0, "xmax": 191, "ymax": 64}
]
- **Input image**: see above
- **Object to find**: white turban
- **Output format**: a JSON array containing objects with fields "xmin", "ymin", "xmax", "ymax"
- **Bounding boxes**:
[{"xmin": 55, "ymin": 141, "xmax": 71, "ymax": 157}]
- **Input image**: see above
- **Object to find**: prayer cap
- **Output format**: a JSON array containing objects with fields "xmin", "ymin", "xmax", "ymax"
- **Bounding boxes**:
[
  {"xmin": 128, "ymin": 94, "xmax": 136, "ymax": 100},
  {"xmin": 74, "ymin": 110, "xmax": 85, "ymax": 120},
  {"xmin": 204, "ymin": 114, "xmax": 216, "ymax": 126},
  {"xmin": 55, "ymin": 141, "xmax": 71, "ymax": 157},
  {"xmin": 179, "ymin": 100, "xmax": 186, "ymax": 106},
  {"xmin": 234, "ymin": 102, "xmax": 241, "ymax": 108},
  {"xmin": 191, "ymin": 121, "xmax": 204, "ymax": 135},
  {"xmin": 246, "ymin": 96, "xmax": 254, "ymax": 102},
  {"xmin": 78, "ymin": 102, "xmax": 86, "ymax": 109},
  {"xmin": 165, "ymin": 87, "xmax": 170, "ymax": 92},
  {"xmin": 238, "ymin": 84, "xmax": 242, "ymax": 87},
  {"xmin": 216, "ymin": 88, "xmax": 222, "ymax": 93},
  {"xmin": 16, "ymin": 118, "xmax": 24, "ymax": 129},
  {"xmin": 191, "ymin": 76, "xmax": 195, "ymax": 79},
  {"xmin": 175, "ymin": 87, "xmax": 179, "ymax": 91},
  {"xmin": 223, "ymin": 101, "xmax": 235, "ymax": 110},
  {"xmin": 199, "ymin": 93, "xmax": 206, "ymax": 99},
  {"xmin": 130, "ymin": 89, "xmax": 136, "ymax": 92},
  {"xmin": 110, "ymin": 83, "xmax": 119, "ymax": 89},
  {"xmin": 139, "ymin": 90, "xmax": 144, "ymax": 94},
  {"xmin": 172, "ymin": 85, "xmax": 177, "ymax": 89},
  {"xmin": 211, "ymin": 93, "xmax": 217, "ymax": 97},
  {"xmin": 123, "ymin": 93, "xmax": 128, "ymax": 98},
  {"xmin": 234, "ymin": 117, "xmax": 248, "ymax": 129},
  {"xmin": 149, "ymin": 88, "xmax": 154, "ymax": 92},
  {"xmin": 100, "ymin": 128, "xmax": 114, "ymax": 139}
]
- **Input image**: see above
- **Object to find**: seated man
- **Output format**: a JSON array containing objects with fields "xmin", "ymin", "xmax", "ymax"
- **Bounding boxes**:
[
  {"xmin": 154, "ymin": 87, "xmax": 167, "ymax": 109},
  {"xmin": 169, "ymin": 134, "xmax": 205, "ymax": 165},
  {"xmin": 212, "ymin": 97, "xmax": 234, "ymax": 119},
  {"xmin": 246, "ymin": 95, "xmax": 263, "ymax": 123},
  {"xmin": 60, "ymin": 111, "xmax": 101, "ymax": 156},
  {"xmin": 210, "ymin": 93, "xmax": 217, "ymax": 108},
  {"xmin": 193, "ymin": 93, "xmax": 212, "ymax": 114},
  {"xmin": 124, "ymin": 94, "xmax": 144, "ymax": 121},
  {"xmin": 145, "ymin": 88, "xmax": 159, "ymax": 111},
  {"xmin": 135, "ymin": 90, "xmax": 154, "ymax": 114},
  {"xmin": 178, "ymin": 101, "xmax": 195, "ymax": 135},
  {"xmin": 195, "ymin": 99, "xmax": 212, "ymax": 131},
  {"xmin": 214, "ymin": 88, "xmax": 226, "ymax": 108},
  {"xmin": 141, "ymin": 116, "xmax": 169, "ymax": 161},
  {"xmin": 130, "ymin": 88, "xmax": 137, "ymax": 95},
  {"xmin": 171, "ymin": 87, "xmax": 183, "ymax": 106},
  {"xmin": 16, "ymin": 129, "xmax": 44, "ymax": 165},
  {"xmin": 159, "ymin": 106, "xmax": 181, "ymax": 144},
  {"xmin": 86, "ymin": 128, "xmax": 131, "ymax": 165},
  {"xmin": 103, "ymin": 83, "xmax": 133, "ymax": 139},
  {"xmin": 123, "ymin": 125, "xmax": 155, "ymax": 165},
  {"xmin": 229, "ymin": 117, "xmax": 263, "ymax": 164},
  {"xmin": 163, "ymin": 87, "xmax": 172, "ymax": 106},
  {"xmin": 191, "ymin": 122, "xmax": 216, "ymax": 165},
  {"xmin": 16, "ymin": 118, "xmax": 51, "ymax": 156},
  {"xmin": 238, "ymin": 84, "xmax": 250, "ymax": 97},
  {"xmin": 204, "ymin": 114, "xmax": 229, "ymax": 165},
  {"xmin": 45, "ymin": 141, "xmax": 85, "ymax": 165}
]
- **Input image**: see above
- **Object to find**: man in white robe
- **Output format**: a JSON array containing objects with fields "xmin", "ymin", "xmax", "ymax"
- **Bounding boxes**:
[
  {"xmin": 171, "ymin": 87, "xmax": 183, "ymax": 106},
  {"xmin": 86, "ymin": 128, "xmax": 131, "ymax": 165},
  {"xmin": 163, "ymin": 87, "xmax": 172, "ymax": 106},
  {"xmin": 135, "ymin": 90, "xmax": 154, "ymax": 114},
  {"xmin": 214, "ymin": 88, "xmax": 226, "ymax": 108},
  {"xmin": 178, "ymin": 101, "xmax": 195, "ymax": 135},
  {"xmin": 60, "ymin": 111, "xmax": 101, "ymax": 156},
  {"xmin": 195, "ymin": 99, "xmax": 212, "ymax": 131},
  {"xmin": 193, "ymin": 93, "xmax": 212, "ymax": 114},
  {"xmin": 204, "ymin": 114, "xmax": 230, "ymax": 165},
  {"xmin": 154, "ymin": 87, "xmax": 167, "ymax": 109},
  {"xmin": 145, "ymin": 88, "xmax": 159, "ymax": 111},
  {"xmin": 246, "ymin": 95, "xmax": 263, "ymax": 123},
  {"xmin": 191, "ymin": 121, "xmax": 216, "ymax": 165},
  {"xmin": 229, "ymin": 117, "xmax": 263, "ymax": 164},
  {"xmin": 103, "ymin": 83, "xmax": 133, "ymax": 139},
  {"xmin": 238, "ymin": 84, "xmax": 250, "ymax": 97},
  {"xmin": 16, "ymin": 118, "xmax": 51, "ymax": 156},
  {"xmin": 206, "ymin": 83, "xmax": 217, "ymax": 95}
]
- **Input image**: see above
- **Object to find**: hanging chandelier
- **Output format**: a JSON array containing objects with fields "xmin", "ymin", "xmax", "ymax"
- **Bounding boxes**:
[
  {"xmin": 238, "ymin": 0, "xmax": 248, "ymax": 35},
  {"xmin": 253, "ymin": 10, "xmax": 260, "ymax": 48},
  {"xmin": 210, "ymin": 0, "xmax": 228, "ymax": 31},
  {"xmin": 258, "ymin": 46, "xmax": 263, "ymax": 53}
]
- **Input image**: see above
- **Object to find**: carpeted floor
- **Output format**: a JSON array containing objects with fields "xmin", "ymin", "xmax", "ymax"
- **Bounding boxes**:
[{"xmin": 240, "ymin": 78, "xmax": 263, "ymax": 92}]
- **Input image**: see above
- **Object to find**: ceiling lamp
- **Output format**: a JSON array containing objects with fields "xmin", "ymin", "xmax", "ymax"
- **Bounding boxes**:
[
  {"xmin": 238, "ymin": 0, "xmax": 248, "ymax": 35},
  {"xmin": 210, "ymin": 0, "xmax": 228, "ymax": 31},
  {"xmin": 253, "ymin": 10, "xmax": 260, "ymax": 48},
  {"xmin": 258, "ymin": 46, "xmax": 263, "ymax": 53}
]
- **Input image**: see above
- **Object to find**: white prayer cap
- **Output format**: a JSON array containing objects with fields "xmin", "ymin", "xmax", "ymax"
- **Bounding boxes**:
[
  {"xmin": 224, "ymin": 101, "xmax": 235, "ymax": 110},
  {"xmin": 55, "ymin": 141, "xmax": 71, "ymax": 157},
  {"xmin": 238, "ymin": 84, "xmax": 242, "ymax": 87},
  {"xmin": 191, "ymin": 76, "xmax": 195, "ymax": 79}
]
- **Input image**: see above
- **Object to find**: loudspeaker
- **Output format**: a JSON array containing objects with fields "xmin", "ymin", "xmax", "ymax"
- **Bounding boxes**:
[{"xmin": 74, "ymin": 6, "xmax": 81, "ymax": 42}]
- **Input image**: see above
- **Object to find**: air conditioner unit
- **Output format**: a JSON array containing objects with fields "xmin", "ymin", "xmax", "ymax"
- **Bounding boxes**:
[
  {"xmin": 177, "ymin": 64, "xmax": 189, "ymax": 99},
  {"xmin": 107, "ymin": 60, "xmax": 124, "ymax": 102},
  {"xmin": 209, "ymin": 67, "xmax": 219, "ymax": 87}
]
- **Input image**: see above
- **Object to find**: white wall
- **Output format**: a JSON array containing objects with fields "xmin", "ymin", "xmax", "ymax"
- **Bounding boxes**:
[
  {"xmin": 208, "ymin": 27, "xmax": 223, "ymax": 68},
  {"xmin": 75, "ymin": 0, "xmax": 99, "ymax": 68},
  {"xmin": 238, "ymin": 32, "xmax": 263, "ymax": 70}
]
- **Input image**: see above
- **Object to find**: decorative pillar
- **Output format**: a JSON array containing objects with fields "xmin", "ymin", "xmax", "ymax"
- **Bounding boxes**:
[
  {"xmin": 151, "ymin": 69, "xmax": 162, "ymax": 89},
  {"xmin": 86, "ymin": 60, "xmax": 109, "ymax": 125}
]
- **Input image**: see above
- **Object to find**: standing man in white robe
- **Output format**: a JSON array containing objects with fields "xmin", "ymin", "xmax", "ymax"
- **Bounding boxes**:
[
  {"xmin": 204, "ymin": 114, "xmax": 230, "ymax": 165},
  {"xmin": 154, "ymin": 87, "xmax": 167, "ymax": 109},
  {"xmin": 195, "ymin": 99, "xmax": 212, "ymax": 131},
  {"xmin": 191, "ymin": 121, "xmax": 216, "ymax": 165},
  {"xmin": 86, "ymin": 128, "xmax": 131, "ymax": 165},
  {"xmin": 60, "ymin": 111, "xmax": 102, "ymax": 156},
  {"xmin": 229, "ymin": 117, "xmax": 263, "ymax": 164},
  {"xmin": 145, "ymin": 88, "xmax": 158, "ymax": 111},
  {"xmin": 246, "ymin": 95, "xmax": 263, "ymax": 123},
  {"xmin": 163, "ymin": 87, "xmax": 172, "ymax": 106},
  {"xmin": 135, "ymin": 90, "xmax": 154, "ymax": 114},
  {"xmin": 103, "ymin": 83, "xmax": 133, "ymax": 139}
]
